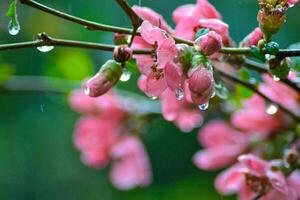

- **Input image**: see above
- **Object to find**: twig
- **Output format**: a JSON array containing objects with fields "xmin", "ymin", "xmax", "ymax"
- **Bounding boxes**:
[
  {"xmin": 0, "ymin": 33, "xmax": 153, "ymax": 54},
  {"xmin": 216, "ymin": 69, "xmax": 300, "ymax": 122}
]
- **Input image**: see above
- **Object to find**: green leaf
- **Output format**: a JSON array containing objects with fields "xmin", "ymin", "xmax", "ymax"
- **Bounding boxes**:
[
  {"xmin": 250, "ymin": 46, "xmax": 266, "ymax": 62},
  {"xmin": 195, "ymin": 28, "xmax": 210, "ymax": 41},
  {"xmin": 269, "ymin": 59, "xmax": 290, "ymax": 79},
  {"xmin": 213, "ymin": 70, "xmax": 229, "ymax": 100},
  {"xmin": 288, "ymin": 42, "xmax": 300, "ymax": 72},
  {"xmin": 264, "ymin": 42, "xmax": 279, "ymax": 55},
  {"xmin": 124, "ymin": 59, "xmax": 139, "ymax": 74},
  {"xmin": 0, "ymin": 64, "xmax": 15, "ymax": 83},
  {"xmin": 6, "ymin": 0, "xmax": 19, "ymax": 28},
  {"xmin": 238, "ymin": 67, "xmax": 251, "ymax": 81}
]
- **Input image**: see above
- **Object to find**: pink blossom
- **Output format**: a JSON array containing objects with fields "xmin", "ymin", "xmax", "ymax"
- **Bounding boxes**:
[
  {"xmin": 215, "ymin": 154, "xmax": 293, "ymax": 199},
  {"xmin": 73, "ymin": 116, "xmax": 119, "ymax": 168},
  {"xmin": 288, "ymin": 0, "xmax": 299, "ymax": 6},
  {"xmin": 287, "ymin": 170, "xmax": 300, "ymax": 198},
  {"xmin": 231, "ymin": 94, "xmax": 283, "ymax": 133},
  {"xmin": 195, "ymin": 31, "xmax": 223, "ymax": 55},
  {"xmin": 240, "ymin": 27, "xmax": 264, "ymax": 47},
  {"xmin": 132, "ymin": 6, "xmax": 173, "ymax": 33},
  {"xmin": 160, "ymin": 89, "xmax": 203, "ymax": 132},
  {"xmin": 174, "ymin": 0, "xmax": 222, "ymax": 40},
  {"xmin": 194, "ymin": 120, "xmax": 248, "ymax": 170},
  {"xmin": 110, "ymin": 136, "xmax": 152, "ymax": 190},
  {"xmin": 187, "ymin": 67, "xmax": 214, "ymax": 104},
  {"xmin": 198, "ymin": 18, "xmax": 231, "ymax": 45}
]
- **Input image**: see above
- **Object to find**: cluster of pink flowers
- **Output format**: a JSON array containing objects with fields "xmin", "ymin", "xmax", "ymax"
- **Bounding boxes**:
[
  {"xmin": 69, "ymin": 90, "xmax": 152, "ymax": 190},
  {"xmin": 69, "ymin": 0, "xmax": 300, "ymax": 198},
  {"xmin": 194, "ymin": 74, "xmax": 300, "ymax": 199}
]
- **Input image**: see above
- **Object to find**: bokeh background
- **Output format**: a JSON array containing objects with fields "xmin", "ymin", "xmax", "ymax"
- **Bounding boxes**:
[{"xmin": 0, "ymin": 0, "xmax": 300, "ymax": 199}]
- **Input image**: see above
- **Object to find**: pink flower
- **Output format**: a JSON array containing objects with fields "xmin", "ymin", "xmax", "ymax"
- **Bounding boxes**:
[
  {"xmin": 193, "ymin": 120, "xmax": 249, "ymax": 170},
  {"xmin": 288, "ymin": 0, "xmax": 299, "ymax": 6},
  {"xmin": 160, "ymin": 89, "xmax": 203, "ymax": 132},
  {"xmin": 132, "ymin": 6, "xmax": 173, "ymax": 33},
  {"xmin": 195, "ymin": 31, "xmax": 223, "ymax": 55},
  {"xmin": 198, "ymin": 18, "xmax": 230, "ymax": 45},
  {"xmin": 174, "ymin": 0, "xmax": 222, "ymax": 40},
  {"xmin": 187, "ymin": 67, "xmax": 215, "ymax": 104},
  {"xmin": 240, "ymin": 27, "xmax": 264, "ymax": 47},
  {"xmin": 110, "ymin": 136, "xmax": 152, "ymax": 190},
  {"xmin": 73, "ymin": 116, "xmax": 119, "ymax": 168},
  {"xmin": 215, "ymin": 154, "xmax": 293, "ymax": 200},
  {"xmin": 231, "ymin": 94, "xmax": 283, "ymax": 134},
  {"xmin": 287, "ymin": 170, "xmax": 300, "ymax": 198}
]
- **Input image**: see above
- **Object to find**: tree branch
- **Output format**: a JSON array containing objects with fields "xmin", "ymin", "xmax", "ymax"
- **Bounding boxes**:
[
  {"xmin": 0, "ymin": 33, "xmax": 153, "ymax": 54},
  {"xmin": 216, "ymin": 69, "xmax": 300, "ymax": 122}
]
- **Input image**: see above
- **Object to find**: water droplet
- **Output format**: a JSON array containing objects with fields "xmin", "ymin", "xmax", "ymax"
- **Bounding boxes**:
[
  {"xmin": 8, "ymin": 20, "xmax": 20, "ymax": 35},
  {"xmin": 265, "ymin": 103, "xmax": 279, "ymax": 115},
  {"xmin": 84, "ymin": 84, "xmax": 90, "ymax": 96},
  {"xmin": 37, "ymin": 46, "xmax": 54, "ymax": 52},
  {"xmin": 198, "ymin": 102, "xmax": 209, "ymax": 111},
  {"xmin": 120, "ymin": 69, "xmax": 132, "ymax": 82},
  {"xmin": 175, "ymin": 87, "xmax": 184, "ymax": 100},
  {"xmin": 210, "ymin": 89, "xmax": 216, "ymax": 98},
  {"xmin": 272, "ymin": 75, "xmax": 280, "ymax": 82},
  {"xmin": 151, "ymin": 96, "xmax": 158, "ymax": 100}
]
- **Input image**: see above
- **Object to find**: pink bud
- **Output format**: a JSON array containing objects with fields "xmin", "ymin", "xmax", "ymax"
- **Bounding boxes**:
[
  {"xmin": 84, "ymin": 60, "xmax": 122, "ymax": 97},
  {"xmin": 113, "ymin": 45, "xmax": 133, "ymax": 63},
  {"xmin": 188, "ymin": 67, "xmax": 214, "ymax": 104},
  {"xmin": 195, "ymin": 31, "xmax": 222, "ymax": 56}
]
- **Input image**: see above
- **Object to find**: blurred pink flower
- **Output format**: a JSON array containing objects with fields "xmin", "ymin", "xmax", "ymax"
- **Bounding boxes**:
[
  {"xmin": 240, "ymin": 27, "xmax": 264, "ymax": 47},
  {"xmin": 174, "ymin": 0, "xmax": 222, "ymax": 40},
  {"xmin": 73, "ymin": 116, "xmax": 119, "ymax": 168},
  {"xmin": 160, "ymin": 89, "xmax": 203, "ymax": 132},
  {"xmin": 193, "ymin": 120, "xmax": 249, "ymax": 170},
  {"xmin": 288, "ymin": 0, "xmax": 299, "ymax": 6},
  {"xmin": 110, "ymin": 136, "xmax": 152, "ymax": 190}
]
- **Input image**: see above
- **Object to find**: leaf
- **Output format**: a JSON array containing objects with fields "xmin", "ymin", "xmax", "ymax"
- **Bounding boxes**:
[
  {"xmin": 213, "ymin": 70, "xmax": 229, "ymax": 100},
  {"xmin": 124, "ymin": 58, "xmax": 139, "ymax": 74},
  {"xmin": 288, "ymin": 42, "xmax": 300, "ymax": 72},
  {"xmin": 0, "ymin": 64, "xmax": 15, "ymax": 83},
  {"xmin": 264, "ymin": 42, "xmax": 279, "ymax": 55},
  {"xmin": 195, "ymin": 28, "xmax": 210, "ymax": 41},
  {"xmin": 6, "ymin": 0, "xmax": 19, "ymax": 28}
]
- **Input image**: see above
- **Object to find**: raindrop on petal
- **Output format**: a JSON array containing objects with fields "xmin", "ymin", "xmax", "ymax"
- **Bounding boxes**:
[
  {"xmin": 151, "ymin": 96, "xmax": 158, "ymax": 100},
  {"xmin": 198, "ymin": 102, "xmax": 209, "ymax": 111},
  {"xmin": 175, "ymin": 87, "xmax": 184, "ymax": 100},
  {"xmin": 119, "ymin": 69, "xmax": 132, "ymax": 82},
  {"xmin": 265, "ymin": 103, "xmax": 279, "ymax": 115},
  {"xmin": 83, "ymin": 83, "xmax": 90, "ymax": 96},
  {"xmin": 8, "ymin": 20, "xmax": 20, "ymax": 35},
  {"xmin": 37, "ymin": 46, "xmax": 54, "ymax": 53},
  {"xmin": 272, "ymin": 75, "xmax": 280, "ymax": 82}
]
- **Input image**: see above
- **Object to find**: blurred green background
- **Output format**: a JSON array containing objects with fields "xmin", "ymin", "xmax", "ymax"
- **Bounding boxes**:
[{"xmin": 0, "ymin": 0, "xmax": 299, "ymax": 200}]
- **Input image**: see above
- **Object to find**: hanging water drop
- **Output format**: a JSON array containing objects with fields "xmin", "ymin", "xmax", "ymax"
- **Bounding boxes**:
[
  {"xmin": 83, "ymin": 84, "xmax": 90, "ymax": 96},
  {"xmin": 265, "ymin": 103, "xmax": 279, "ymax": 115},
  {"xmin": 198, "ymin": 102, "xmax": 209, "ymax": 111},
  {"xmin": 151, "ymin": 96, "xmax": 158, "ymax": 100},
  {"xmin": 272, "ymin": 75, "xmax": 280, "ymax": 82},
  {"xmin": 37, "ymin": 46, "xmax": 54, "ymax": 53},
  {"xmin": 119, "ymin": 69, "xmax": 132, "ymax": 82},
  {"xmin": 175, "ymin": 87, "xmax": 184, "ymax": 100},
  {"xmin": 8, "ymin": 20, "xmax": 20, "ymax": 35}
]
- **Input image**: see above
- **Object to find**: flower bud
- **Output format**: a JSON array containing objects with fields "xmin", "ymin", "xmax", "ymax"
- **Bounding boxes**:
[
  {"xmin": 114, "ymin": 33, "xmax": 129, "ymax": 45},
  {"xmin": 113, "ymin": 45, "xmax": 133, "ymax": 63},
  {"xmin": 257, "ymin": 8, "xmax": 286, "ymax": 38},
  {"xmin": 84, "ymin": 60, "xmax": 122, "ymax": 97},
  {"xmin": 188, "ymin": 67, "xmax": 214, "ymax": 104},
  {"xmin": 195, "ymin": 31, "xmax": 222, "ymax": 56},
  {"xmin": 284, "ymin": 148, "xmax": 299, "ymax": 166}
]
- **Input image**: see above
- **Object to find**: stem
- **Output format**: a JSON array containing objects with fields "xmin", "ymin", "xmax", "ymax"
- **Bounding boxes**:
[
  {"xmin": 228, "ymin": 58, "xmax": 300, "ymax": 93},
  {"xmin": 1, "ymin": 75, "xmax": 161, "ymax": 115},
  {"xmin": 216, "ymin": 69, "xmax": 300, "ymax": 122},
  {"xmin": 20, "ymin": 0, "xmax": 133, "ymax": 34},
  {"xmin": 0, "ymin": 33, "xmax": 153, "ymax": 55}
]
